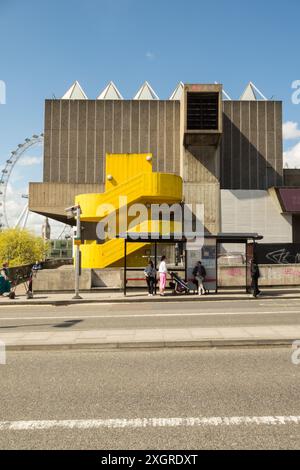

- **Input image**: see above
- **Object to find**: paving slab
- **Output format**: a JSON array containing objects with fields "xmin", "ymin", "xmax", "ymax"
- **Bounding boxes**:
[
  {"xmin": 1, "ymin": 288, "xmax": 300, "ymax": 306},
  {"xmin": 0, "ymin": 325, "xmax": 299, "ymax": 351}
]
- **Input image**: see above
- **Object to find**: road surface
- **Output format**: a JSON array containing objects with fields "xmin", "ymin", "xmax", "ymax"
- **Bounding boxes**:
[
  {"xmin": 1, "ymin": 348, "xmax": 300, "ymax": 449},
  {"xmin": 0, "ymin": 297, "xmax": 299, "ymax": 332}
]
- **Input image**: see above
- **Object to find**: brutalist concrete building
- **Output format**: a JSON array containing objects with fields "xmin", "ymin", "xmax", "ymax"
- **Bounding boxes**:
[{"xmin": 29, "ymin": 80, "xmax": 300, "ymax": 248}]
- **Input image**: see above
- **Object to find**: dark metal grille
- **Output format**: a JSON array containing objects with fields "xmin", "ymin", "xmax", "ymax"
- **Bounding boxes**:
[{"xmin": 187, "ymin": 92, "xmax": 219, "ymax": 130}]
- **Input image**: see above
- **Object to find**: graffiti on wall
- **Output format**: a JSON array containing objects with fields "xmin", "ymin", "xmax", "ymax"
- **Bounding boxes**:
[
  {"xmin": 256, "ymin": 244, "xmax": 300, "ymax": 265},
  {"xmin": 266, "ymin": 249, "xmax": 300, "ymax": 264}
]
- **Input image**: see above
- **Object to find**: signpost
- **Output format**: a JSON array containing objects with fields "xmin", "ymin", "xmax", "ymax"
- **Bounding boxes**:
[{"xmin": 65, "ymin": 205, "xmax": 82, "ymax": 299}]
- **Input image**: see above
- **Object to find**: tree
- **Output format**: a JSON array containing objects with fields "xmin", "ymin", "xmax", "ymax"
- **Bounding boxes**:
[{"xmin": 0, "ymin": 228, "xmax": 49, "ymax": 267}]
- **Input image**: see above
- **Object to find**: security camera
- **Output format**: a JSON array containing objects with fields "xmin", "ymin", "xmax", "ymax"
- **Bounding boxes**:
[{"xmin": 65, "ymin": 204, "xmax": 81, "ymax": 218}]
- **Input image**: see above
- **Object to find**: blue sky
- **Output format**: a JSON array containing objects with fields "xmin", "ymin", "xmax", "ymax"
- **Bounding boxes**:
[{"xmin": 0, "ymin": 0, "xmax": 300, "ymax": 231}]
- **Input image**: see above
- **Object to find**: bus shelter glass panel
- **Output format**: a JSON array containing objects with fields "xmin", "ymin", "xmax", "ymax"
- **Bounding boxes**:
[
  {"xmin": 217, "ymin": 242, "xmax": 247, "ymax": 290},
  {"xmin": 201, "ymin": 239, "xmax": 217, "ymax": 292},
  {"xmin": 186, "ymin": 237, "xmax": 217, "ymax": 292}
]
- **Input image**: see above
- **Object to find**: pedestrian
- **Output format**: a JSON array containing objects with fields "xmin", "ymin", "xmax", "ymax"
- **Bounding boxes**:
[
  {"xmin": 28, "ymin": 260, "xmax": 43, "ymax": 297},
  {"xmin": 32, "ymin": 260, "xmax": 42, "ymax": 271},
  {"xmin": 251, "ymin": 259, "xmax": 261, "ymax": 298},
  {"xmin": 144, "ymin": 260, "xmax": 156, "ymax": 296},
  {"xmin": 158, "ymin": 255, "xmax": 168, "ymax": 296},
  {"xmin": 0, "ymin": 262, "xmax": 11, "ymax": 296},
  {"xmin": 192, "ymin": 260, "xmax": 207, "ymax": 295}
]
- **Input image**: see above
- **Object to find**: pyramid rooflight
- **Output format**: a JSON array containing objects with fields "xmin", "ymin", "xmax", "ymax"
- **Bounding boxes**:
[
  {"xmin": 97, "ymin": 81, "xmax": 123, "ymax": 100},
  {"xmin": 169, "ymin": 82, "xmax": 184, "ymax": 100},
  {"xmin": 62, "ymin": 81, "xmax": 88, "ymax": 99},
  {"xmin": 240, "ymin": 82, "xmax": 267, "ymax": 101},
  {"xmin": 134, "ymin": 81, "xmax": 159, "ymax": 100}
]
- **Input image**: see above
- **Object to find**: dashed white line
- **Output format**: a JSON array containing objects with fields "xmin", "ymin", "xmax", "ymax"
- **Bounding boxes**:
[{"xmin": 1, "ymin": 416, "xmax": 300, "ymax": 430}]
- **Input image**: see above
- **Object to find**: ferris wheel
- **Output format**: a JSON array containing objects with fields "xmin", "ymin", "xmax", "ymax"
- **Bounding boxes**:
[{"xmin": 0, "ymin": 134, "xmax": 44, "ymax": 230}]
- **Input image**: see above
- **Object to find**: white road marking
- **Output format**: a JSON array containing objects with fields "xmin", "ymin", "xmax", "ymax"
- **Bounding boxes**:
[
  {"xmin": 0, "ymin": 310, "xmax": 299, "ymax": 321},
  {"xmin": 1, "ymin": 298, "xmax": 300, "ymax": 310},
  {"xmin": 0, "ymin": 303, "xmax": 112, "ymax": 308},
  {"xmin": 1, "ymin": 416, "xmax": 300, "ymax": 430}
]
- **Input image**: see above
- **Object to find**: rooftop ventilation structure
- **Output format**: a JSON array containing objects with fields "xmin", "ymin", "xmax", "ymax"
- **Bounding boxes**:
[{"xmin": 183, "ymin": 84, "xmax": 222, "ymax": 147}]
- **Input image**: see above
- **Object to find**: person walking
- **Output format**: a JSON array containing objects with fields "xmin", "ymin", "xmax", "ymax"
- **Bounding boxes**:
[
  {"xmin": 251, "ymin": 259, "xmax": 261, "ymax": 298},
  {"xmin": 144, "ymin": 260, "xmax": 156, "ymax": 296},
  {"xmin": 158, "ymin": 255, "xmax": 168, "ymax": 296},
  {"xmin": 192, "ymin": 260, "xmax": 207, "ymax": 295}
]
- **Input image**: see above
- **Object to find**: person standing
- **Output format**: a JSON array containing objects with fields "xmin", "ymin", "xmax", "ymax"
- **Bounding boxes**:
[
  {"xmin": 158, "ymin": 255, "xmax": 168, "ymax": 296},
  {"xmin": 32, "ymin": 260, "xmax": 42, "ymax": 272},
  {"xmin": 144, "ymin": 260, "xmax": 156, "ymax": 296},
  {"xmin": 251, "ymin": 259, "xmax": 261, "ymax": 298},
  {"xmin": 193, "ymin": 260, "xmax": 207, "ymax": 295},
  {"xmin": 0, "ymin": 263, "xmax": 11, "ymax": 296},
  {"xmin": 28, "ymin": 261, "xmax": 43, "ymax": 298}
]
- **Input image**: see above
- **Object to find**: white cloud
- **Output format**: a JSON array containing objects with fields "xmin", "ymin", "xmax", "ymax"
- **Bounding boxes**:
[
  {"xmin": 283, "ymin": 141, "xmax": 300, "ymax": 168},
  {"xmin": 2, "ymin": 182, "xmax": 66, "ymax": 237},
  {"xmin": 18, "ymin": 156, "xmax": 42, "ymax": 166},
  {"xmin": 283, "ymin": 121, "xmax": 300, "ymax": 140},
  {"xmin": 146, "ymin": 51, "xmax": 155, "ymax": 60}
]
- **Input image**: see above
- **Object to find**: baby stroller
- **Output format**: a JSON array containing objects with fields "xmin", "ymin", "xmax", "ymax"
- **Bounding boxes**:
[{"xmin": 169, "ymin": 272, "xmax": 190, "ymax": 295}]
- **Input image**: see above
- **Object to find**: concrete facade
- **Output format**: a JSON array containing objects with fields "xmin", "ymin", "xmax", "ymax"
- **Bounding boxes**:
[
  {"xmin": 221, "ymin": 101, "xmax": 283, "ymax": 189},
  {"xmin": 221, "ymin": 189, "xmax": 293, "ymax": 244},
  {"xmin": 43, "ymin": 99, "xmax": 181, "ymax": 184},
  {"xmin": 29, "ymin": 182, "xmax": 102, "ymax": 222},
  {"xmin": 30, "ymin": 87, "xmax": 284, "ymax": 235},
  {"xmin": 29, "ymin": 82, "xmax": 300, "ymax": 256}
]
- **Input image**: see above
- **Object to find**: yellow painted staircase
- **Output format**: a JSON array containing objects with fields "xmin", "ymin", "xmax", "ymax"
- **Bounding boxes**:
[{"xmin": 75, "ymin": 153, "xmax": 183, "ymax": 269}]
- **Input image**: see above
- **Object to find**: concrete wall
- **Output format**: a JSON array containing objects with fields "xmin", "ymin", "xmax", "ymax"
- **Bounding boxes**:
[
  {"xmin": 44, "ymin": 100, "xmax": 181, "ymax": 184},
  {"xmin": 221, "ymin": 189, "xmax": 293, "ymax": 245},
  {"xmin": 92, "ymin": 269, "xmax": 122, "ymax": 288},
  {"xmin": 183, "ymin": 182, "xmax": 220, "ymax": 234},
  {"xmin": 33, "ymin": 264, "xmax": 300, "ymax": 291},
  {"xmin": 33, "ymin": 266, "xmax": 91, "ymax": 291},
  {"xmin": 221, "ymin": 101, "xmax": 283, "ymax": 190},
  {"xmin": 44, "ymin": 99, "xmax": 282, "ymax": 190},
  {"xmin": 180, "ymin": 87, "xmax": 221, "ymax": 234},
  {"xmin": 29, "ymin": 182, "xmax": 102, "ymax": 221},
  {"xmin": 218, "ymin": 264, "xmax": 300, "ymax": 287}
]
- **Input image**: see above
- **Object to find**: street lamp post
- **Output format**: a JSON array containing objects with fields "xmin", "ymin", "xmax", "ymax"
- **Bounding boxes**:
[{"xmin": 65, "ymin": 204, "xmax": 82, "ymax": 300}]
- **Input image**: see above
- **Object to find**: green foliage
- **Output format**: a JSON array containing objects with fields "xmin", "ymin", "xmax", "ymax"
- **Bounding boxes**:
[{"xmin": 0, "ymin": 228, "xmax": 49, "ymax": 267}]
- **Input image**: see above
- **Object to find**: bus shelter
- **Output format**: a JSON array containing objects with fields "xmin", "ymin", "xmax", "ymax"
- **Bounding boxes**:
[{"xmin": 121, "ymin": 232, "xmax": 263, "ymax": 296}]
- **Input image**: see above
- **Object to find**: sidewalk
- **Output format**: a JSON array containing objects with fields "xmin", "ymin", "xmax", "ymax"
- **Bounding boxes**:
[
  {"xmin": 1, "ymin": 325, "xmax": 299, "ymax": 351},
  {"xmin": 1, "ymin": 287, "xmax": 300, "ymax": 306}
]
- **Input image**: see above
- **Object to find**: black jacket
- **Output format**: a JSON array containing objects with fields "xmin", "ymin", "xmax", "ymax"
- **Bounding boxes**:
[
  {"xmin": 251, "ymin": 263, "xmax": 260, "ymax": 280},
  {"xmin": 193, "ymin": 264, "xmax": 206, "ymax": 278}
]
